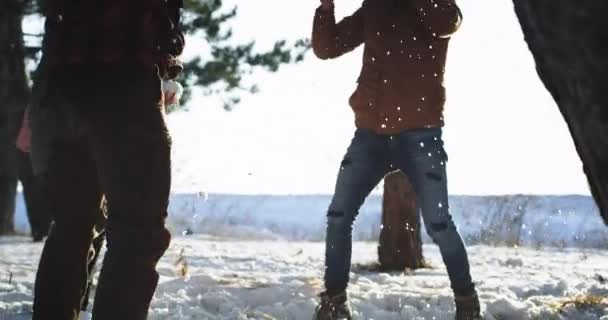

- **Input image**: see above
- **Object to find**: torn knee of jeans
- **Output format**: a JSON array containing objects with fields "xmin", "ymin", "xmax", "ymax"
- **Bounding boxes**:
[
  {"xmin": 429, "ymin": 222, "xmax": 448, "ymax": 232},
  {"xmin": 425, "ymin": 172, "xmax": 442, "ymax": 182},
  {"xmin": 327, "ymin": 210, "xmax": 345, "ymax": 218}
]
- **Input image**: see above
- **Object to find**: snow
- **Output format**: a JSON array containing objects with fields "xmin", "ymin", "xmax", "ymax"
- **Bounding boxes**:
[
  {"xmin": 13, "ymin": 193, "xmax": 608, "ymax": 250},
  {"xmin": 163, "ymin": 194, "xmax": 608, "ymax": 249},
  {"xmin": 1, "ymin": 236, "xmax": 607, "ymax": 319},
  {"xmin": 9, "ymin": 191, "xmax": 607, "ymax": 319}
]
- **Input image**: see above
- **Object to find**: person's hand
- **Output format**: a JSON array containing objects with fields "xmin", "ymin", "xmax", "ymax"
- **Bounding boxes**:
[
  {"xmin": 320, "ymin": 0, "xmax": 334, "ymax": 11},
  {"xmin": 159, "ymin": 54, "xmax": 183, "ymax": 80},
  {"xmin": 16, "ymin": 110, "xmax": 31, "ymax": 153}
]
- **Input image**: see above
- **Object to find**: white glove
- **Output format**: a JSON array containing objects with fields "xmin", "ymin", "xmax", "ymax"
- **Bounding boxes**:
[{"xmin": 162, "ymin": 79, "xmax": 183, "ymax": 110}]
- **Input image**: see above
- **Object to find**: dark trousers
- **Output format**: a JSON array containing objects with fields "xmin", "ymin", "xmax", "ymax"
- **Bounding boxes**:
[
  {"xmin": 32, "ymin": 64, "xmax": 172, "ymax": 320},
  {"xmin": 0, "ymin": 112, "xmax": 51, "ymax": 239},
  {"xmin": 17, "ymin": 149, "xmax": 52, "ymax": 241},
  {"xmin": 324, "ymin": 128, "xmax": 475, "ymax": 296}
]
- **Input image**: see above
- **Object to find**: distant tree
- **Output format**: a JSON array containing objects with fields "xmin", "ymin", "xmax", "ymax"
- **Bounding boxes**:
[{"xmin": 176, "ymin": 0, "xmax": 310, "ymax": 110}]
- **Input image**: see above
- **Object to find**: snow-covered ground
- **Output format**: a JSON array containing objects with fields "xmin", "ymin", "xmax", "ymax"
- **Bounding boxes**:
[
  {"xmin": 1, "ymin": 235, "xmax": 607, "ymax": 320},
  {"xmin": 8, "ymin": 193, "xmax": 607, "ymax": 318},
  {"xmin": 13, "ymin": 193, "xmax": 608, "ymax": 249},
  {"xmin": 165, "ymin": 194, "xmax": 608, "ymax": 249}
]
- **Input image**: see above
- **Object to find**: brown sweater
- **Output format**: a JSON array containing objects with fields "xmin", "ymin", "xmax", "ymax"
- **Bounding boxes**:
[{"xmin": 312, "ymin": 0, "xmax": 462, "ymax": 134}]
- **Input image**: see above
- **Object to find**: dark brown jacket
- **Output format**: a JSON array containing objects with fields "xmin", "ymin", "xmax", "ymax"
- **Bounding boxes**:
[
  {"xmin": 42, "ymin": 0, "xmax": 184, "ymax": 70},
  {"xmin": 312, "ymin": 0, "xmax": 462, "ymax": 134}
]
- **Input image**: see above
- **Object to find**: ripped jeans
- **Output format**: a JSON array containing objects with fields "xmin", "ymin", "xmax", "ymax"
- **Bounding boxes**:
[{"xmin": 324, "ymin": 127, "xmax": 475, "ymax": 296}]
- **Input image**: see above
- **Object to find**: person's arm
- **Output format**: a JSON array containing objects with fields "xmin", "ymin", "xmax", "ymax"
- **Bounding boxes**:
[
  {"xmin": 312, "ymin": 0, "xmax": 365, "ymax": 59},
  {"xmin": 411, "ymin": 0, "xmax": 462, "ymax": 38}
]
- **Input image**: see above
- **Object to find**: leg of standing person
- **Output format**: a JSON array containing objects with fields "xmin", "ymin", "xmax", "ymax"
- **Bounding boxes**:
[
  {"xmin": 33, "ymin": 139, "xmax": 103, "ymax": 320},
  {"xmin": 315, "ymin": 129, "xmax": 389, "ymax": 320},
  {"xmin": 86, "ymin": 64, "xmax": 172, "ymax": 320},
  {"xmin": 396, "ymin": 128, "xmax": 480, "ymax": 319},
  {"xmin": 17, "ymin": 148, "xmax": 52, "ymax": 242}
]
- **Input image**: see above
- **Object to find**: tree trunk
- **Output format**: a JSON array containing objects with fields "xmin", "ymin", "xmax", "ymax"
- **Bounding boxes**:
[
  {"xmin": 513, "ymin": 1, "xmax": 608, "ymax": 225},
  {"xmin": 378, "ymin": 171, "xmax": 425, "ymax": 271},
  {"xmin": 0, "ymin": 0, "xmax": 37, "ymax": 235}
]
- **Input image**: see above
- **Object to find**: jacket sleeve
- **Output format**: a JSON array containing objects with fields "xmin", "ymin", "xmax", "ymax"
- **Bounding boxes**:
[
  {"xmin": 312, "ymin": 4, "xmax": 365, "ymax": 59},
  {"xmin": 411, "ymin": 0, "xmax": 462, "ymax": 38},
  {"xmin": 165, "ymin": 0, "xmax": 185, "ymax": 56}
]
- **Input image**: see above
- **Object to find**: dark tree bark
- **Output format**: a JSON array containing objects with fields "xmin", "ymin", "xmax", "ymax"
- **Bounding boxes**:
[
  {"xmin": 513, "ymin": 1, "xmax": 608, "ymax": 225},
  {"xmin": 378, "ymin": 171, "xmax": 425, "ymax": 271}
]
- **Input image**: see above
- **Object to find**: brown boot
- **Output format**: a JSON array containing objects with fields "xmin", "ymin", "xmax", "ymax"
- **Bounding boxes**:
[
  {"xmin": 313, "ymin": 291, "xmax": 352, "ymax": 320},
  {"xmin": 455, "ymin": 292, "xmax": 482, "ymax": 320}
]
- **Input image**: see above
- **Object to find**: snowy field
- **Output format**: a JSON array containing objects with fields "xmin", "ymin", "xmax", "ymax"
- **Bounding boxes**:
[
  {"xmin": 13, "ymin": 194, "xmax": 608, "ymax": 249},
  {"xmin": 164, "ymin": 194, "xmax": 607, "ymax": 249},
  {"xmin": 1, "ymin": 235, "xmax": 607, "ymax": 320}
]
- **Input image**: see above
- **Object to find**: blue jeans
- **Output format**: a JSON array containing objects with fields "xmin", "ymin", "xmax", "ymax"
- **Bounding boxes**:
[{"xmin": 324, "ymin": 128, "xmax": 474, "ymax": 295}]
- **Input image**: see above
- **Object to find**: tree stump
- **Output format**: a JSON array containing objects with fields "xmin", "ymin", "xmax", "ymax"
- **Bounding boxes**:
[{"xmin": 378, "ymin": 171, "xmax": 425, "ymax": 271}]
